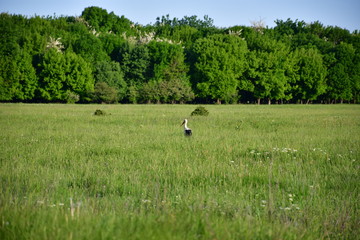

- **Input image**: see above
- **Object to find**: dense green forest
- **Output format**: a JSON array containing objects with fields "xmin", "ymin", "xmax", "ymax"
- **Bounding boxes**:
[{"xmin": 1, "ymin": 6, "xmax": 359, "ymax": 104}]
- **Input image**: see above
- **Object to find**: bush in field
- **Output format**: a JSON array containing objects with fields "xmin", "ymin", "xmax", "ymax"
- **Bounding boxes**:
[
  {"xmin": 94, "ymin": 109, "xmax": 107, "ymax": 116},
  {"xmin": 191, "ymin": 106, "xmax": 209, "ymax": 116}
]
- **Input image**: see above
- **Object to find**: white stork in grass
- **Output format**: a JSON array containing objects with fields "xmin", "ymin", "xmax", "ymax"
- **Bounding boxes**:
[{"xmin": 181, "ymin": 119, "xmax": 192, "ymax": 136}]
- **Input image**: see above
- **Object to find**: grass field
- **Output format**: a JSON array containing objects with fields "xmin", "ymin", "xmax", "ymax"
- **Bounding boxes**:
[{"xmin": 0, "ymin": 104, "xmax": 359, "ymax": 239}]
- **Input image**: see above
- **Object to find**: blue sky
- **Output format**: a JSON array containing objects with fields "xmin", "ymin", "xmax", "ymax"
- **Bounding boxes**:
[{"xmin": 1, "ymin": 0, "xmax": 359, "ymax": 31}]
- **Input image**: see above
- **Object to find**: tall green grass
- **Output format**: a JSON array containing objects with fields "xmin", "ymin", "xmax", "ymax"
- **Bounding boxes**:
[{"xmin": 0, "ymin": 104, "xmax": 359, "ymax": 239}]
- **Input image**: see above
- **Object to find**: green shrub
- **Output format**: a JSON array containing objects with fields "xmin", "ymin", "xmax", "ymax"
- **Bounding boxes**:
[
  {"xmin": 93, "ymin": 82, "xmax": 118, "ymax": 104},
  {"xmin": 63, "ymin": 91, "xmax": 80, "ymax": 104},
  {"xmin": 191, "ymin": 106, "xmax": 209, "ymax": 116},
  {"xmin": 94, "ymin": 109, "xmax": 107, "ymax": 116}
]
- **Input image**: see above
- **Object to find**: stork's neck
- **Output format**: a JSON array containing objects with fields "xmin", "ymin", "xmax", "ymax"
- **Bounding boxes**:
[{"xmin": 183, "ymin": 121, "xmax": 189, "ymax": 130}]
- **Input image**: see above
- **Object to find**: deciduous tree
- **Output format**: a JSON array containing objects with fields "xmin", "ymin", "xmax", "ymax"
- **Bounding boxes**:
[
  {"xmin": 292, "ymin": 47, "xmax": 327, "ymax": 103},
  {"xmin": 94, "ymin": 60, "xmax": 126, "ymax": 101},
  {"xmin": 192, "ymin": 34, "xmax": 247, "ymax": 103}
]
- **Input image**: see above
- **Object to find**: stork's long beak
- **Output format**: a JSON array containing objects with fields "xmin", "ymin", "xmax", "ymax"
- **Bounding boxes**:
[{"xmin": 180, "ymin": 120, "xmax": 185, "ymax": 126}]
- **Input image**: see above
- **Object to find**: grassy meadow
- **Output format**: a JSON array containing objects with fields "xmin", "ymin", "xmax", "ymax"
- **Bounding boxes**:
[{"xmin": 0, "ymin": 104, "xmax": 359, "ymax": 239}]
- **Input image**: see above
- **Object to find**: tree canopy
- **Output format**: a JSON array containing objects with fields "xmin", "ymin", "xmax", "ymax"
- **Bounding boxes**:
[{"xmin": 1, "ymin": 7, "xmax": 359, "ymax": 103}]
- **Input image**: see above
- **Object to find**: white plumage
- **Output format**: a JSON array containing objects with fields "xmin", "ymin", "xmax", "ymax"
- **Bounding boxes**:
[{"xmin": 181, "ymin": 119, "xmax": 192, "ymax": 136}]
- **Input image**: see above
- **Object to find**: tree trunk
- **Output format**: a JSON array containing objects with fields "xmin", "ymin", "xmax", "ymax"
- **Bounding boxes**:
[
  {"xmin": 268, "ymin": 99, "xmax": 271, "ymax": 105},
  {"xmin": 216, "ymin": 99, "xmax": 221, "ymax": 104},
  {"xmin": 257, "ymin": 98, "xmax": 261, "ymax": 105}
]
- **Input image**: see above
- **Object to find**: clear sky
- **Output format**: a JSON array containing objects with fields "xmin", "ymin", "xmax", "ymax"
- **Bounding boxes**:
[{"xmin": 1, "ymin": 0, "xmax": 359, "ymax": 32}]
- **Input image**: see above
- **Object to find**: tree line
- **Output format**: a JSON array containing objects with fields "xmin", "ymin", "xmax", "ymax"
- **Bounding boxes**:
[{"xmin": 1, "ymin": 6, "xmax": 359, "ymax": 104}]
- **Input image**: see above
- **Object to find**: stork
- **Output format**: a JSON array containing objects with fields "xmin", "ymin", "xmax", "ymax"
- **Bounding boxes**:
[{"xmin": 181, "ymin": 119, "xmax": 192, "ymax": 136}]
